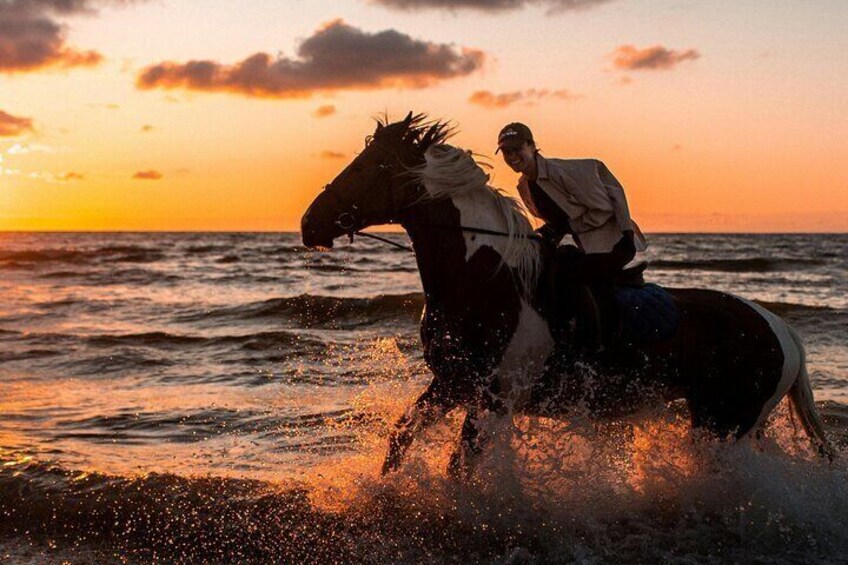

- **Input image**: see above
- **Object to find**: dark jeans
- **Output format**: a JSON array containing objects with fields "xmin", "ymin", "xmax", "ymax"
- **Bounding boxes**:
[
  {"xmin": 555, "ymin": 234, "xmax": 636, "ymax": 285},
  {"xmin": 548, "ymin": 234, "xmax": 637, "ymax": 349}
]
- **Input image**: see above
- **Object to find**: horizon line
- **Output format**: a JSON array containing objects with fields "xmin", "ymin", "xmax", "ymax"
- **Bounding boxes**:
[{"xmin": 1, "ymin": 230, "xmax": 846, "ymax": 235}]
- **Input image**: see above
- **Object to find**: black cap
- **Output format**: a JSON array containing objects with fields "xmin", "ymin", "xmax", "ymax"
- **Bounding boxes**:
[{"xmin": 496, "ymin": 122, "xmax": 534, "ymax": 153}]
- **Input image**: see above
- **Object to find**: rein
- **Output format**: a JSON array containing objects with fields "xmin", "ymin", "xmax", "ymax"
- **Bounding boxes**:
[
  {"xmin": 324, "ymin": 139, "xmax": 541, "ymax": 254},
  {"xmin": 347, "ymin": 225, "xmax": 542, "ymax": 254}
]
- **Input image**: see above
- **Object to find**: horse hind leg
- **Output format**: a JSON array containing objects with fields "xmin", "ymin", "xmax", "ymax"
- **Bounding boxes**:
[{"xmin": 785, "ymin": 326, "xmax": 836, "ymax": 460}]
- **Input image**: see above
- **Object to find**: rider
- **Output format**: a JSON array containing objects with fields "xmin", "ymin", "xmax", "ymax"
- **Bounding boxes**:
[{"xmin": 496, "ymin": 122, "xmax": 647, "ymax": 349}]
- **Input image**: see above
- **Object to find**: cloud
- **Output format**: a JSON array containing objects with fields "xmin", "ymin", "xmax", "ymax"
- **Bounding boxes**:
[
  {"xmin": 0, "ymin": 110, "xmax": 34, "ymax": 136},
  {"xmin": 320, "ymin": 150, "xmax": 346, "ymax": 160},
  {"xmin": 136, "ymin": 20, "xmax": 485, "ymax": 98},
  {"xmin": 469, "ymin": 88, "xmax": 580, "ymax": 108},
  {"xmin": 0, "ymin": 0, "xmax": 132, "ymax": 73},
  {"xmin": 132, "ymin": 169, "xmax": 162, "ymax": 180},
  {"xmin": 313, "ymin": 104, "xmax": 337, "ymax": 118},
  {"xmin": 140, "ymin": 124, "xmax": 155, "ymax": 132},
  {"xmin": 7, "ymin": 142, "xmax": 55, "ymax": 155},
  {"xmin": 610, "ymin": 44, "xmax": 700, "ymax": 71},
  {"xmin": 368, "ymin": 0, "xmax": 614, "ymax": 13},
  {"xmin": 57, "ymin": 171, "xmax": 85, "ymax": 181}
]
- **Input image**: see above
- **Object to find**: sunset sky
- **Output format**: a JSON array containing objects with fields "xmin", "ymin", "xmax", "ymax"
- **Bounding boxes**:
[{"xmin": 1, "ymin": 0, "xmax": 845, "ymax": 232}]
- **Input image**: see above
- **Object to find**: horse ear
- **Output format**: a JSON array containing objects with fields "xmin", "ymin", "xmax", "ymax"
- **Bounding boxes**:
[
  {"xmin": 375, "ymin": 122, "xmax": 384, "ymax": 133},
  {"xmin": 403, "ymin": 111, "xmax": 413, "ymax": 124}
]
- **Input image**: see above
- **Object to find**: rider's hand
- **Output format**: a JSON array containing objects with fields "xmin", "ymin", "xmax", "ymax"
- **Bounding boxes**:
[{"xmin": 534, "ymin": 224, "xmax": 561, "ymax": 247}]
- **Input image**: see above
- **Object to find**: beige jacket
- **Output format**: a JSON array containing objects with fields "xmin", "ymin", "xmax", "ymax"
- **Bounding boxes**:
[{"xmin": 517, "ymin": 155, "xmax": 647, "ymax": 254}]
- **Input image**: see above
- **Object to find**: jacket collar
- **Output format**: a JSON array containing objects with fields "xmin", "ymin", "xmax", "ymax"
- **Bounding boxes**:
[
  {"xmin": 535, "ymin": 153, "xmax": 550, "ymax": 181},
  {"xmin": 519, "ymin": 153, "xmax": 549, "ymax": 184}
]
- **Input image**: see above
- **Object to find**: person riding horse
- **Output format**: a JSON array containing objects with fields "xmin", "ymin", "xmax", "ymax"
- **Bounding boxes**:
[{"xmin": 497, "ymin": 122, "xmax": 647, "ymax": 350}]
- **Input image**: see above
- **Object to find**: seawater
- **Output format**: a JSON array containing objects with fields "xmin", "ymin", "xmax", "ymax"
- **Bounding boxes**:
[{"xmin": 0, "ymin": 232, "xmax": 846, "ymax": 563}]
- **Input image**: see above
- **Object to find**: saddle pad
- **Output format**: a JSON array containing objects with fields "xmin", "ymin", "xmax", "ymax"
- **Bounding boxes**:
[{"xmin": 614, "ymin": 283, "xmax": 679, "ymax": 342}]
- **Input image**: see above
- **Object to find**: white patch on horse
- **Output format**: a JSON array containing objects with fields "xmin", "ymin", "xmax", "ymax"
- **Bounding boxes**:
[
  {"xmin": 452, "ymin": 190, "xmax": 512, "ymax": 263},
  {"xmin": 493, "ymin": 299, "xmax": 555, "ymax": 408},
  {"xmin": 737, "ymin": 297, "xmax": 801, "ymax": 430},
  {"xmin": 416, "ymin": 144, "xmax": 542, "ymax": 297}
]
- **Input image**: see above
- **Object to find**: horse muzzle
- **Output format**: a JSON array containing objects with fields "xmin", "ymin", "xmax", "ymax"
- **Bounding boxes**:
[
  {"xmin": 301, "ymin": 214, "xmax": 336, "ymax": 250},
  {"xmin": 300, "ymin": 194, "xmax": 342, "ymax": 249}
]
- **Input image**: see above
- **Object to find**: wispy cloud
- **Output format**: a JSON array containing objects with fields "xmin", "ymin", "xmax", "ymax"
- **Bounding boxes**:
[
  {"xmin": 136, "ymin": 20, "xmax": 485, "ymax": 99},
  {"xmin": 132, "ymin": 169, "xmax": 163, "ymax": 180},
  {"xmin": 469, "ymin": 88, "xmax": 580, "ymax": 108},
  {"xmin": 320, "ymin": 150, "xmax": 346, "ymax": 160},
  {"xmin": 313, "ymin": 105, "xmax": 337, "ymax": 118},
  {"xmin": 57, "ymin": 171, "xmax": 85, "ymax": 181},
  {"xmin": 0, "ymin": 0, "xmax": 141, "ymax": 73},
  {"xmin": 368, "ymin": 0, "xmax": 615, "ymax": 14},
  {"xmin": 7, "ymin": 143, "xmax": 56, "ymax": 155},
  {"xmin": 610, "ymin": 44, "xmax": 700, "ymax": 71},
  {"xmin": 0, "ymin": 110, "xmax": 34, "ymax": 136}
]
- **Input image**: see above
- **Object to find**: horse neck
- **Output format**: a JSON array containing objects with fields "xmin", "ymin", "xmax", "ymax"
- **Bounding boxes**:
[{"xmin": 400, "ymin": 190, "xmax": 520, "ymax": 309}]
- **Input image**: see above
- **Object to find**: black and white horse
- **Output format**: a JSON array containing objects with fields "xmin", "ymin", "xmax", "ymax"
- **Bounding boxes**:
[{"xmin": 301, "ymin": 113, "xmax": 832, "ymax": 477}]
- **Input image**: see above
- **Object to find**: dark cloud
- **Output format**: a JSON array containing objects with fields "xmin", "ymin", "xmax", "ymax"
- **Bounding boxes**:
[
  {"xmin": 132, "ymin": 169, "xmax": 162, "ymax": 180},
  {"xmin": 136, "ymin": 20, "xmax": 485, "ymax": 98},
  {"xmin": 469, "ymin": 88, "xmax": 580, "ymax": 108},
  {"xmin": 610, "ymin": 44, "xmax": 700, "ymax": 71},
  {"xmin": 0, "ymin": 0, "xmax": 138, "ymax": 73},
  {"xmin": 368, "ymin": 0, "xmax": 614, "ymax": 13},
  {"xmin": 0, "ymin": 109, "xmax": 34, "ymax": 136},
  {"xmin": 320, "ymin": 150, "xmax": 346, "ymax": 160},
  {"xmin": 313, "ymin": 104, "xmax": 337, "ymax": 118}
]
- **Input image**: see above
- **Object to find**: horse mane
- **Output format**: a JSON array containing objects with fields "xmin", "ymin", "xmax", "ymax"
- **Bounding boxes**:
[
  {"xmin": 412, "ymin": 142, "xmax": 542, "ymax": 298},
  {"xmin": 372, "ymin": 112, "xmax": 453, "ymax": 157}
]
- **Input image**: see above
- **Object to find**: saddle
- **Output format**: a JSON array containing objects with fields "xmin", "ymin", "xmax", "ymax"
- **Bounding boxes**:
[
  {"xmin": 570, "ymin": 261, "xmax": 647, "ymax": 352},
  {"xmin": 542, "ymin": 258, "xmax": 675, "ymax": 353}
]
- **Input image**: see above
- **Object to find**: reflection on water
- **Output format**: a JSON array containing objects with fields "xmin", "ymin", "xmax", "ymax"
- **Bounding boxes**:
[{"xmin": 0, "ymin": 232, "xmax": 846, "ymax": 562}]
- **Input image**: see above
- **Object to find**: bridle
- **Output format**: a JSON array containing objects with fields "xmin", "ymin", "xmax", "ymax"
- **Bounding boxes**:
[{"xmin": 320, "ymin": 142, "xmax": 541, "ymax": 254}]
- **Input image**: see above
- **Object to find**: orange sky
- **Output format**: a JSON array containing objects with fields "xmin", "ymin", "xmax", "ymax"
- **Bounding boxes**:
[{"xmin": 1, "ymin": 0, "xmax": 846, "ymax": 232}]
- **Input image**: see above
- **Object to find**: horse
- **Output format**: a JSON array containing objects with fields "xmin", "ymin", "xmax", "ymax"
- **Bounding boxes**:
[{"xmin": 301, "ymin": 113, "xmax": 833, "ymax": 478}]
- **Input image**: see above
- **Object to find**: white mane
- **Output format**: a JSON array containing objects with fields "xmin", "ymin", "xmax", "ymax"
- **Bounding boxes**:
[{"xmin": 412, "ymin": 143, "xmax": 542, "ymax": 298}]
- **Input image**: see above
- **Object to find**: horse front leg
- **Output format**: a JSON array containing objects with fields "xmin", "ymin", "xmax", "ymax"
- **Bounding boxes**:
[
  {"xmin": 447, "ymin": 385, "xmax": 510, "ymax": 481},
  {"xmin": 381, "ymin": 381, "xmax": 454, "ymax": 476},
  {"xmin": 447, "ymin": 405, "xmax": 483, "ymax": 481}
]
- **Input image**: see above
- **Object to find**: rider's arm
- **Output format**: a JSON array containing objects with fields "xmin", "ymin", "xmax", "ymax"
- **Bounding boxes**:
[{"xmin": 595, "ymin": 160, "xmax": 634, "ymax": 233}]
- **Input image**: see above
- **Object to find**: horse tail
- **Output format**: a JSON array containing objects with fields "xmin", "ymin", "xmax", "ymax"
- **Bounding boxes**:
[{"xmin": 786, "ymin": 325, "xmax": 836, "ymax": 461}]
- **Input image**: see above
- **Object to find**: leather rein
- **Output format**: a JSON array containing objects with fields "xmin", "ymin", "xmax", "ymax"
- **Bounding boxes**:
[{"xmin": 323, "ymin": 146, "xmax": 541, "ymax": 254}]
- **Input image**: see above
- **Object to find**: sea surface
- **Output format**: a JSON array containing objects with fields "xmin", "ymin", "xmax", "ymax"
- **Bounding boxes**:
[{"xmin": 0, "ymin": 232, "xmax": 846, "ymax": 564}]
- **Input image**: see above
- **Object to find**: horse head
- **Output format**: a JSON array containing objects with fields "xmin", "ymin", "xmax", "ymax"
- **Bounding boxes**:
[{"xmin": 301, "ymin": 112, "xmax": 450, "ymax": 249}]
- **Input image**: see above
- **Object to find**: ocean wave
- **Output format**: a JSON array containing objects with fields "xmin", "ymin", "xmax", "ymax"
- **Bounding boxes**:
[
  {"xmin": 652, "ymin": 257, "xmax": 826, "ymax": 273},
  {"xmin": 0, "ymin": 246, "xmax": 165, "ymax": 267},
  {"xmin": 753, "ymin": 300, "xmax": 837, "ymax": 315},
  {"xmin": 179, "ymin": 292, "xmax": 425, "ymax": 328},
  {"xmin": 84, "ymin": 329, "xmax": 320, "ymax": 352},
  {"xmin": 48, "ymin": 407, "xmax": 358, "ymax": 447}
]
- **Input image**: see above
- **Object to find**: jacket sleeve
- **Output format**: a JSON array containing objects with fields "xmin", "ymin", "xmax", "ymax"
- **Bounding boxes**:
[{"xmin": 595, "ymin": 160, "xmax": 633, "ymax": 232}]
